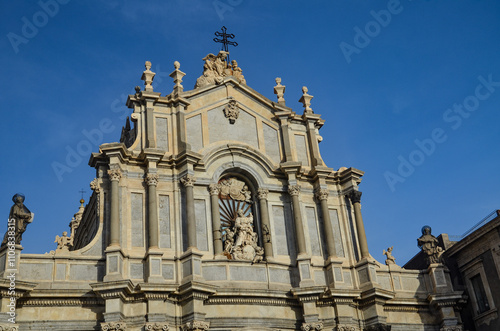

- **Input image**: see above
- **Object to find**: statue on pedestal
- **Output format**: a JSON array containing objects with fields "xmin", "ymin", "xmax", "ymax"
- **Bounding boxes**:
[
  {"xmin": 223, "ymin": 209, "xmax": 263, "ymax": 263},
  {"xmin": 418, "ymin": 225, "xmax": 444, "ymax": 265},
  {"xmin": 1, "ymin": 193, "xmax": 33, "ymax": 247}
]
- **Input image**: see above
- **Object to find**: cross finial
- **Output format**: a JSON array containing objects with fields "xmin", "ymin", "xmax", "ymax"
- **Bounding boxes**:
[
  {"xmin": 79, "ymin": 189, "xmax": 86, "ymax": 200},
  {"xmin": 214, "ymin": 26, "xmax": 238, "ymax": 63}
]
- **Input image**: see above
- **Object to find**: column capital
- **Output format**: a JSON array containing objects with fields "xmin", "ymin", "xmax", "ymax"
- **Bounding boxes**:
[
  {"xmin": 288, "ymin": 184, "xmax": 301, "ymax": 196},
  {"xmin": 181, "ymin": 321, "xmax": 210, "ymax": 331},
  {"xmin": 145, "ymin": 322, "xmax": 170, "ymax": 331},
  {"xmin": 107, "ymin": 169, "xmax": 122, "ymax": 181},
  {"xmin": 208, "ymin": 183, "xmax": 220, "ymax": 196},
  {"xmin": 145, "ymin": 173, "xmax": 159, "ymax": 186},
  {"xmin": 314, "ymin": 188, "xmax": 329, "ymax": 201},
  {"xmin": 301, "ymin": 322, "xmax": 323, "ymax": 331},
  {"xmin": 257, "ymin": 188, "xmax": 269, "ymax": 200},
  {"xmin": 180, "ymin": 174, "xmax": 196, "ymax": 187},
  {"xmin": 348, "ymin": 190, "xmax": 362, "ymax": 204}
]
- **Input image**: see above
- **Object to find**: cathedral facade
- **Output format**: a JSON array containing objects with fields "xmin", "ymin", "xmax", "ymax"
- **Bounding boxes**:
[{"xmin": 0, "ymin": 52, "xmax": 466, "ymax": 330}]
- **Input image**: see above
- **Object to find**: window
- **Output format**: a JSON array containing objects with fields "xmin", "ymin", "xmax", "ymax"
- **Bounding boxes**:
[{"xmin": 470, "ymin": 274, "xmax": 490, "ymax": 314}]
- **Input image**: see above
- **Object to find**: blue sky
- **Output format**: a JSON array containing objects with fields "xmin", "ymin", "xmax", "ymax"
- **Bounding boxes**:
[{"xmin": 1, "ymin": 0, "xmax": 499, "ymax": 264}]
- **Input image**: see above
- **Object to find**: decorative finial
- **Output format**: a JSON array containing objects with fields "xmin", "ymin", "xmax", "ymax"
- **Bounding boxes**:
[
  {"xmin": 141, "ymin": 61, "xmax": 156, "ymax": 92},
  {"xmin": 274, "ymin": 77, "xmax": 286, "ymax": 105},
  {"xmin": 79, "ymin": 189, "xmax": 86, "ymax": 200},
  {"xmin": 170, "ymin": 60, "xmax": 186, "ymax": 94},
  {"xmin": 299, "ymin": 85, "xmax": 314, "ymax": 114},
  {"xmin": 214, "ymin": 26, "xmax": 238, "ymax": 64}
]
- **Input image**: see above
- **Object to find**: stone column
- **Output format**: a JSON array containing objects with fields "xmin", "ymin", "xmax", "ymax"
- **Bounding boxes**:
[
  {"xmin": 208, "ymin": 184, "xmax": 223, "ymax": 256},
  {"xmin": 146, "ymin": 173, "xmax": 159, "ymax": 249},
  {"xmin": 288, "ymin": 185, "xmax": 307, "ymax": 256},
  {"xmin": 257, "ymin": 188, "xmax": 273, "ymax": 259},
  {"xmin": 315, "ymin": 189, "xmax": 337, "ymax": 258},
  {"xmin": 108, "ymin": 169, "xmax": 122, "ymax": 247},
  {"xmin": 349, "ymin": 190, "xmax": 369, "ymax": 259},
  {"xmin": 181, "ymin": 174, "xmax": 197, "ymax": 249}
]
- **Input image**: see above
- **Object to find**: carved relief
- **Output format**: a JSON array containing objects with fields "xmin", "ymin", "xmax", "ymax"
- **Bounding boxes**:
[
  {"xmin": 101, "ymin": 321, "xmax": 126, "ymax": 331},
  {"xmin": 180, "ymin": 174, "xmax": 196, "ymax": 187},
  {"xmin": 0, "ymin": 324, "xmax": 19, "ymax": 331},
  {"xmin": 262, "ymin": 224, "xmax": 271, "ymax": 243},
  {"xmin": 218, "ymin": 177, "xmax": 252, "ymax": 202},
  {"xmin": 301, "ymin": 322, "xmax": 323, "ymax": 331},
  {"xmin": 145, "ymin": 173, "xmax": 159, "ymax": 186},
  {"xmin": 181, "ymin": 321, "xmax": 209, "ymax": 331},
  {"xmin": 223, "ymin": 99, "xmax": 240, "ymax": 124},
  {"xmin": 144, "ymin": 323, "xmax": 169, "ymax": 331},
  {"xmin": 107, "ymin": 169, "xmax": 122, "ymax": 181}
]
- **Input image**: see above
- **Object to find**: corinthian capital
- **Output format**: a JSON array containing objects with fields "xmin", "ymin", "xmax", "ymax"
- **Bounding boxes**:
[
  {"xmin": 257, "ymin": 188, "xmax": 269, "ymax": 200},
  {"xmin": 180, "ymin": 174, "xmax": 196, "ymax": 187},
  {"xmin": 208, "ymin": 183, "xmax": 220, "ymax": 195},
  {"xmin": 315, "ymin": 188, "xmax": 329, "ymax": 201},
  {"xmin": 301, "ymin": 322, "xmax": 323, "ymax": 331},
  {"xmin": 348, "ymin": 190, "xmax": 362, "ymax": 204},
  {"xmin": 107, "ymin": 169, "xmax": 122, "ymax": 182},
  {"xmin": 145, "ymin": 173, "xmax": 159, "ymax": 186},
  {"xmin": 181, "ymin": 321, "xmax": 209, "ymax": 331},
  {"xmin": 288, "ymin": 184, "xmax": 301, "ymax": 196}
]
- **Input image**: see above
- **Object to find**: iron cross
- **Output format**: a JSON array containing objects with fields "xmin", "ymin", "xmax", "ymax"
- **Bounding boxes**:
[{"xmin": 214, "ymin": 26, "xmax": 238, "ymax": 62}]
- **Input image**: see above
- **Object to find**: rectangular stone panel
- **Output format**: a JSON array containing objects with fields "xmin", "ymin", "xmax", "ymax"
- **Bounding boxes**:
[
  {"xmin": 182, "ymin": 260, "xmax": 192, "ymax": 278},
  {"xmin": 20, "ymin": 263, "xmax": 52, "ymax": 280},
  {"xmin": 70, "ymin": 264, "xmax": 100, "ymax": 281},
  {"xmin": 230, "ymin": 266, "xmax": 267, "ymax": 282},
  {"xmin": 195, "ymin": 199, "xmax": 208, "ymax": 251},
  {"xmin": 306, "ymin": 206, "xmax": 322, "ymax": 257},
  {"xmin": 56, "ymin": 264, "xmax": 66, "ymax": 280},
  {"xmin": 269, "ymin": 268, "xmax": 291, "ymax": 284},
  {"xmin": 186, "ymin": 114, "xmax": 203, "ymax": 152},
  {"xmin": 358, "ymin": 268, "xmax": 369, "ymax": 284},
  {"xmin": 130, "ymin": 263, "xmax": 144, "ymax": 279},
  {"xmin": 272, "ymin": 204, "xmax": 296, "ymax": 259},
  {"xmin": 314, "ymin": 270, "xmax": 326, "ymax": 286},
  {"xmin": 131, "ymin": 193, "xmax": 144, "ymax": 247},
  {"xmin": 159, "ymin": 195, "xmax": 171, "ymax": 248},
  {"xmin": 155, "ymin": 117, "xmax": 169, "ymax": 150},
  {"xmin": 208, "ymin": 107, "xmax": 259, "ymax": 149},
  {"xmin": 162, "ymin": 264, "xmax": 174, "ymax": 280},
  {"xmin": 344, "ymin": 271, "xmax": 352, "ymax": 286},
  {"xmin": 294, "ymin": 134, "xmax": 309, "ymax": 166},
  {"xmin": 329, "ymin": 209, "xmax": 345, "ymax": 257},
  {"xmin": 378, "ymin": 274, "xmax": 391, "ymax": 290},
  {"xmin": 263, "ymin": 123, "xmax": 280, "ymax": 164},
  {"xmin": 203, "ymin": 265, "xmax": 227, "ymax": 281}
]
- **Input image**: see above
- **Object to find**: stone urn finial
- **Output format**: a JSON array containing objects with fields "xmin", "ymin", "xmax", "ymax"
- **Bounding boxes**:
[{"xmin": 141, "ymin": 61, "xmax": 156, "ymax": 92}]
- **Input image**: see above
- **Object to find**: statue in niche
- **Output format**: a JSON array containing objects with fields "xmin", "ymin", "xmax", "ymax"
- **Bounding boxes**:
[
  {"xmin": 383, "ymin": 246, "xmax": 396, "ymax": 265},
  {"xmin": 223, "ymin": 209, "xmax": 263, "ymax": 263},
  {"xmin": 1, "ymin": 193, "xmax": 33, "ymax": 247},
  {"xmin": 195, "ymin": 51, "xmax": 246, "ymax": 88},
  {"xmin": 417, "ymin": 225, "xmax": 444, "ymax": 265},
  {"xmin": 55, "ymin": 231, "xmax": 73, "ymax": 252}
]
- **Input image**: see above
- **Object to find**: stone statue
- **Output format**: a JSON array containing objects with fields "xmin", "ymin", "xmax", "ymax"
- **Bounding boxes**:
[
  {"xmin": 383, "ymin": 246, "xmax": 396, "ymax": 265},
  {"xmin": 417, "ymin": 225, "xmax": 444, "ymax": 265},
  {"xmin": 1, "ymin": 193, "xmax": 33, "ymax": 247},
  {"xmin": 54, "ymin": 231, "xmax": 73, "ymax": 251},
  {"xmin": 223, "ymin": 209, "xmax": 263, "ymax": 262},
  {"xmin": 230, "ymin": 60, "xmax": 246, "ymax": 84},
  {"xmin": 195, "ymin": 52, "xmax": 246, "ymax": 88}
]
